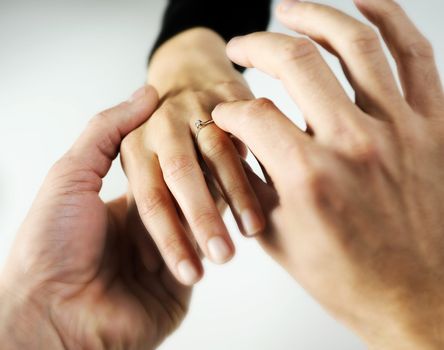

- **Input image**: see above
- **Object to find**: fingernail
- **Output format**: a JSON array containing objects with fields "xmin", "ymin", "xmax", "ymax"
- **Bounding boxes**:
[
  {"xmin": 207, "ymin": 236, "xmax": 232, "ymax": 264},
  {"xmin": 241, "ymin": 208, "xmax": 264, "ymax": 237},
  {"xmin": 128, "ymin": 85, "xmax": 147, "ymax": 102},
  {"xmin": 279, "ymin": 0, "xmax": 300, "ymax": 12},
  {"xmin": 177, "ymin": 260, "xmax": 200, "ymax": 285}
]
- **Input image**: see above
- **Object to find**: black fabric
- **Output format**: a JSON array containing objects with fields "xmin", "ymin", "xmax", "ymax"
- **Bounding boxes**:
[{"xmin": 150, "ymin": 0, "xmax": 272, "ymax": 71}]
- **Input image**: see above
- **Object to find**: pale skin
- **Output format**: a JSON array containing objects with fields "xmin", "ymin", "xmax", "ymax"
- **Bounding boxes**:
[
  {"xmin": 120, "ymin": 28, "xmax": 265, "ymax": 286},
  {"xmin": 0, "ymin": 18, "xmax": 264, "ymax": 350},
  {"xmin": 213, "ymin": 0, "xmax": 444, "ymax": 349},
  {"xmin": 0, "ymin": 87, "xmax": 194, "ymax": 349},
  {"xmin": 1, "ymin": 0, "xmax": 444, "ymax": 349}
]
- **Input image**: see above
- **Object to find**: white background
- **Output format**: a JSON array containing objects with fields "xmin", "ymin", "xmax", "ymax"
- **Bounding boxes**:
[{"xmin": 1, "ymin": 1, "xmax": 442, "ymax": 349}]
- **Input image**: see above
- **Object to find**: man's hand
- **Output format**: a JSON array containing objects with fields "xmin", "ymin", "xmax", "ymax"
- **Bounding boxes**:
[
  {"xmin": 213, "ymin": 0, "xmax": 444, "ymax": 348},
  {"xmin": 0, "ymin": 86, "xmax": 192, "ymax": 349},
  {"xmin": 120, "ymin": 28, "xmax": 265, "ymax": 286}
]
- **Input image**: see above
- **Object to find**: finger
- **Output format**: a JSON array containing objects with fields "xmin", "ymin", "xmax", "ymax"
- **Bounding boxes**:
[
  {"xmin": 133, "ymin": 259, "xmax": 192, "ymax": 319},
  {"xmin": 213, "ymin": 98, "xmax": 313, "ymax": 189},
  {"xmin": 156, "ymin": 136, "xmax": 235, "ymax": 265},
  {"xmin": 226, "ymin": 32, "xmax": 362, "ymax": 143},
  {"xmin": 230, "ymin": 135, "xmax": 249, "ymax": 159},
  {"xmin": 68, "ymin": 86, "xmax": 158, "ymax": 179},
  {"xmin": 241, "ymin": 160, "xmax": 290, "ymax": 257},
  {"xmin": 354, "ymin": 0, "xmax": 444, "ymax": 114},
  {"xmin": 121, "ymin": 139, "xmax": 203, "ymax": 286},
  {"xmin": 241, "ymin": 159, "xmax": 279, "ymax": 215},
  {"xmin": 197, "ymin": 123, "xmax": 265, "ymax": 237},
  {"xmin": 125, "ymin": 194, "xmax": 163, "ymax": 274},
  {"xmin": 276, "ymin": 1, "xmax": 404, "ymax": 117}
]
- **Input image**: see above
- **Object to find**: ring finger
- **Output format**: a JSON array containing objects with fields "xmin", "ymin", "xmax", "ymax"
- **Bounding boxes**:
[{"xmin": 195, "ymin": 119, "xmax": 265, "ymax": 237}]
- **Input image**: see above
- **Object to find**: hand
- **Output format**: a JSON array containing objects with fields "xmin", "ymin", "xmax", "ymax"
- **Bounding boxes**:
[
  {"xmin": 0, "ymin": 86, "xmax": 192, "ymax": 350},
  {"xmin": 120, "ymin": 28, "xmax": 265, "ymax": 286},
  {"xmin": 213, "ymin": 0, "xmax": 444, "ymax": 348}
]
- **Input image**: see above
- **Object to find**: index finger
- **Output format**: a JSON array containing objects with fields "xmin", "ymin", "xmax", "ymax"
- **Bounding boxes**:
[
  {"xmin": 225, "ymin": 33, "xmax": 361, "ymax": 142},
  {"xmin": 212, "ymin": 98, "xmax": 312, "ymax": 186}
]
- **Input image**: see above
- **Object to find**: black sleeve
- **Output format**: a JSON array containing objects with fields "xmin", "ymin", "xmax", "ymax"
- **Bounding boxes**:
[{"xmin": 150, "ymin": 0, "xmax": 272, "ymax": 69}]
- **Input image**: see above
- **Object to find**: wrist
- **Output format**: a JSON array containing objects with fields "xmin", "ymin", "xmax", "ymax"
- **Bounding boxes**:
[
  {"xmin": 148, "ymin": 27, "xmax": 245, "ymax": 95},
  {"xmin": 0, "ymin": 278, "xmax": 63, "ymax": 349}
]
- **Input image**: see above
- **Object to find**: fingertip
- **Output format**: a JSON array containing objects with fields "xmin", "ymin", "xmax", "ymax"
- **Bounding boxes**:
[
  {"xmin": 211, "ymin": 102, "xmax": 227, "ymax": 124},
  {"xmin": 226, "ymin": 36, "xmax": 242, "ymax": 53},
  {"xmin": 128, "ymin": 84, "xmax": 159, "ymax": 104},
  {"xmin": 241, "ymin": 208, "xmax": 266, "ymax": 237},
  {"xmin": 212, "ymin": 101, "xmax": 223, "ymax": 113},
  {"xmin": 128, "ymin": 85, "xmax": 146, "ymax": 102},
  {"xmin": 212, "ymin": 101, "xmax": 234, "ymax": 121},
  {"xmin": 127, "ymin": 85, "xmax": 159, "ymax": 124},
  {"xmin": 207, "ymin": 236, "xmax": 235, "ymax": 264},
  {"xmin": 177, "ymin": 259, "xmax": 203, "ymax": 286},
  {"xmin": 226, "ymin": 36, "xmax": 249, "ymax": 68},
  {"xmin": 212, "ymin": 100, "xmax": 247, "ymax": 136},
  {"xmin": 275, "ymin": 0, "xmax": 299, "ymax": 15},
  {"xmin": 144, "ymin": 84, "xmax": 159, "ymax": 103}
]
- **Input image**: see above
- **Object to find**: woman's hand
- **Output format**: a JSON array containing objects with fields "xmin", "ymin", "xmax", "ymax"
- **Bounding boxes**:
[
  {"xmin": 121, "ymin": 28, "xmax": 265, "ymax": 286},
  {"xmin": 213, "ymin": 0, "xmax": 444, "ymax": 348},
  {"xmin": 0, "ymin": 87, "xmax": 191, "ymax": 350}
]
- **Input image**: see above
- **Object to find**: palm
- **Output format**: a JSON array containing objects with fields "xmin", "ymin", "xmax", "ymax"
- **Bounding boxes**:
[{"xmin": 13, "ymin": 180, "xmax": 191, "ymax": 349}]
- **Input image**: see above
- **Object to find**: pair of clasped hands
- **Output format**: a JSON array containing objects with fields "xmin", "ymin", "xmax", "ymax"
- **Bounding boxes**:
[{"xmin": 2, "ymin": 0, "xmax": 444, "ymax": 349}]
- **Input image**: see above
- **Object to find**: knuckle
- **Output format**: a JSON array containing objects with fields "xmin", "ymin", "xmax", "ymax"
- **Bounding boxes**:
[
  {"xmin": 158, "ymin": 234, "xmax": 184, "ymax": 261},
  {"xmin": 88, "ymin": 110, "xmax": 117, "ymax": 132},
  {"xmin": 349, "ymin": 27, "xmax": 381, "ymax": 55},
  {"xmin": 90, "ymin": 111, "xmax": 109, "ymax": 125},
  {"xmin": 138, "ymin": 188, "xmax": 169, "ymax": 219},
  {"xmin": 224, "ymin": 182, "xmax": 250, "ymax": 199},
  {"xmin": 49, "ymin": 156, "xmax": 102, "ymax": 193},
  {"xmin": 380, "ymin": 0, "xmax": 404, "ymax": 18},
  {"xmin": 162, "ymin": 155, "xmax": 196, "ymax": 182},
  {"xmin": 285, "ymin": 146, "xmax": 323, "ymax": 190},
  {"xmin": 215, "ymin": 81, "xmax": 248, "ymax": 98},
  {"xmin": 157, "ymin": 103, "xmax": 176, "ymax": 120},
  {"xmin": 50, "ymin": 156, "xmax": 72, "ymax": 174},
  {"xmin": 278, "ymin": 38, "xmax": 317, "ymax": 64},
  {"xmin": 88, "ymin": 113, "xmax": 121, "ymax": 157},
  {"xmin": 175, "ymin": 90, "xmax": 204, "ymax": 110},
  {"xmin": 97, "ymin": 132, "xmax": 118, "ymax": 158},
  {"xmin": 149, "ymin": 103, "xmax": 178, "ymax": 129},
  {"xmin": 297, "ymin": 168, "xmax": 330, "ymax": 205},
  {"xmin": 353, "ymin": 143, "xmax": 380, "ymax": 165},
  {"xmin": 190, "ymin": 210, "xmax": 218, "ymax": 231},
  {"xmin": 200, "ymin": 135, "xmax": 231, "ymax": 160},
  {"xmin": 86, "ymin": 114, "xmax": 106, "ymax": 135},
  {"xmin": 120, "ymin": 131, "xmax": 138, "ymax": 155},
  {"xmin": 158, "ymin": 115, "xmax": 181, "ymax": 138},
  {"xmin": 243, "ymin": 98, "xmax": 276, "ymax": 117},
  {"xmin": 349, "ymin": 135, "xmax": 381, "ymax": 165},
  {"xmin": 285, "ymin": 142, "xmax": 306, "ymax": 162},
  {"xmin": 401, "ymin": 37, "xmax": 434, "ymax": 60}
]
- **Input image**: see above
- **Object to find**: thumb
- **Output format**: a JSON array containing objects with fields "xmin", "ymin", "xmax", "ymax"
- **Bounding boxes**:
[{"xmin": 66, "ymin": 85, "xmax": 158, "ymax": 178}]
